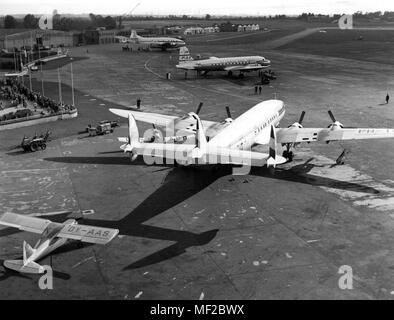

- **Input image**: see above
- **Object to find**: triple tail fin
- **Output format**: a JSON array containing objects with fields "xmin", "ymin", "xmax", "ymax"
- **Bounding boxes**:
[
  {"xmin": 23, "ymin": 241, "xmax": 34, "ymax": 264},
  {"xmin": 178, "ymin": 46, "xmax": 194, "ymax": 64},
  {"xmin": 192, "ymin": 113, "xmax": 207, "ymax": 151},
  {"xmin": 128, "ymin": 114, "xmax": 139, "ymax": 144},
  {"xmin": 130, "ymin": 30, "xmax": 140, "ymax": 39},
  {"xmin": 267, "ymin": 125, "xmax": 287, "ymax": 168}
]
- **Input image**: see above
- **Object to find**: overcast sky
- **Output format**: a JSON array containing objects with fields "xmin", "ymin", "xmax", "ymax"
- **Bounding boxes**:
[{"xmin": 2, "ymin": 0, "xmax": 394, "ymax": 16}]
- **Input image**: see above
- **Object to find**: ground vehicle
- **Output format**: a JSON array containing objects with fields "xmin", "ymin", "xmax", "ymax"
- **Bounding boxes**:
[
  {"xmin": 21, "ymin": 130, "xmax": 51, "ymax": 152},
  {"xmin": 87, "ymin": 122, "xmax": 116, "ymax": 136}
]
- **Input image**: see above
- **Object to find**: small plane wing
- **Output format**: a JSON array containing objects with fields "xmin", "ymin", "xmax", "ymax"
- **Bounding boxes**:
[
  {"xmin": 276, "ymin": 127, "xmax": 394, "ymax": 144},
  {"xmin": 57, "ymin": 224, "xmax": 119, "ymax": 245},
  {"xmin": 0, "ymin": 213, "xmax": 51, "ymax": 234}
]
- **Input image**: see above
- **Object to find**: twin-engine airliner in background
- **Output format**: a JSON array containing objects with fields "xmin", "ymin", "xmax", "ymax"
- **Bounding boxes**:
[
  {"xmin": 110, "ymin": 99, "xmax": 394, "ymax": 168},
  {"xmin": 116, "ymin": 30, "xmax": 186, "ymax": 51},
  {"xmin": 176, "ymin": 46, "xmax": 271, "ymax": 77},
  {"xmin": 0, "ymin": 213, "xmax": 118, "ymax": 274}
]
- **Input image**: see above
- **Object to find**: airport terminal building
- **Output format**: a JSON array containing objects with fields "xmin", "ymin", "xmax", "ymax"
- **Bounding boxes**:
[{"xmin": 0, "ymin": 30, "xmax": 75, "ymax": 51}]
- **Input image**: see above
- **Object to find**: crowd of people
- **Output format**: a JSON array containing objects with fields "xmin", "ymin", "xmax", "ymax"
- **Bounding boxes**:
[{"xmin": 0, "ymin": 78, "xmax": 75, "ymax": 121}]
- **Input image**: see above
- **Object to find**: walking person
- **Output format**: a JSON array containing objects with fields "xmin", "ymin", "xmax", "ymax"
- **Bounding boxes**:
[
  {"xmin": 254, "ymin": 86, "xmax": 258, "ymax": 95},
  {"xmin": 259, "ymin": 86, "xmax": 262, "ymax": 95},
  {"xmin": 386, "ymin": 93, "xmax": 390, "ymax": 104}
]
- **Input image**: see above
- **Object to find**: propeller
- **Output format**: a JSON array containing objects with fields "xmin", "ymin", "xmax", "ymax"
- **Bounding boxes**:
[
  {"xmin": 196, "ymin": 102, "xmax": 203, "ymax": 115},
  {"xmin": 143, "ymin": 124, "xmax": 164, "ymax": 143},
  {"xmin": 327, "ymin": 110, "xmax": 344, "ymax": 129},
  {"xmin": 289, "ymin": 111, "xmax": 306, "ymax": 128},
  {"xmin": 226, "ymin": 106, "xmax": 232, "ymax": 119},
  {"xmin": 299, "ymin": 111, "xmax": 306, "ymax": 125},
  {"xmin": 328, "ymin": 110, "xmax": 336, "ymax": 123}
]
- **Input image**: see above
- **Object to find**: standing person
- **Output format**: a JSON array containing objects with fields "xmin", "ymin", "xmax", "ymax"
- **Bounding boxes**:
[
  {"xmin": 137, "ymin": 98, "xmax": 141, "ymax": 109},
  {"xmin": 254, "ymin": 86, "xmax": 258, "ymax": 95},
  {"xmin": 259, "ymin": 86, "xmax": 262, "ymax": 95},
  {"xmin": 386, "ymin": 93, "xmax": 390, "ymax": 104}
]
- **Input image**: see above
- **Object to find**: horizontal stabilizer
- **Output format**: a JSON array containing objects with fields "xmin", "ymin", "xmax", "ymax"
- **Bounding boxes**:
[{"xmin": 4, "ymin": 260, "xmax": 44, "ymax": 274}]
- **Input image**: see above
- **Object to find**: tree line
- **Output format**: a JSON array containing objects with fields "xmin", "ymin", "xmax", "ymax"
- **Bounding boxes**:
[
  {"xmin": 2, "ymin": 13, "xmax": 117, "ymax": 31},
  {"xmin": 3, "ymin": 11, "xmax": 394, "ymax": 30}
]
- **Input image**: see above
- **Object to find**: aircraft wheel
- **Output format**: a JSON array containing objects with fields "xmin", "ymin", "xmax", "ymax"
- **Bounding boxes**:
[
  {"xmin": 288, "ymin": 152, "xmax": 294, "ymax": 162},
  {"xmin": 268, "ymin": 166, "xmax": 276, "ymax": 175},
  {"xmin": 40, "ymin": 143, "xmax": 47, "ymax": 150}
]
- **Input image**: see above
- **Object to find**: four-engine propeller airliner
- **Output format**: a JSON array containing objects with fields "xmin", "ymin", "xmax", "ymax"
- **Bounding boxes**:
[
  {"xmin": 176, "ymin": 46, "xmax": 271, "ymax": 77},
  {"xmin": 0, "ymin": 213, "xmax": 118, "ymax": 274},
  {"xmin": 116, "ymin": 30, "xmax": 186, "ymax": 51},
  {"xmin": 110, "ymin": 99, "xmax": 394, "ymax": 168}
]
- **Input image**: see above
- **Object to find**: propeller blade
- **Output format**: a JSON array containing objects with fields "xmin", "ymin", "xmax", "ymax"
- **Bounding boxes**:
[
  {"xmin": 299, "ymin": 111, "xmax": 305, "ymax": 125},
  {"xmin": 328, "ymin": 110, "xmax": 336, "ymax": 123},
  {"xmin": 196, "ymin": 102, "xmax": 203, "ymax": 115},
  {"xmin": 152, "ymin": 123, "xmax": 156, "ymax": 130},
  {"xmin": 226, "ymin": 106, "xmax": 232, "ymax": 119}
]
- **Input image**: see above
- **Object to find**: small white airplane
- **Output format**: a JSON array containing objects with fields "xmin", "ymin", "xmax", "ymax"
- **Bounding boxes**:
[
  {"xmin": 176, "ymin": 46, "xmax": 271, "ymax": 77},
  {"xmin": 110, "ymin": 99, "xmax": 394, "ymax": 168},
  {"xmin": 5, "ymin": 62, "xmax": 28, "ymax": 77},
  {"xmin": 0, "ymin": 213, "xmax": 119, "ymax": 274},
  {"xmin": 116, "ymin": 30, "xmax": 186, "ymax": 51}
]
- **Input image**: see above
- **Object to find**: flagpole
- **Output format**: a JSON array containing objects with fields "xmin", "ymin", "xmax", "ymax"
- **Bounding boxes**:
[
  {"xmin": 57, "ymin": 68, "xmax": 62, "ymax": 105},
  {"xmin": 70, "ymin": 58, "xmax": 75, "ymax": 107},
  {"xmin": 41, "ymin": 63, "xmax": 45, "ymax": 96}
]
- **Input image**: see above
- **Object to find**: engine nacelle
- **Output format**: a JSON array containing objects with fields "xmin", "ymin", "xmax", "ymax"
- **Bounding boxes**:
[
  {"xmin": 328, "ymin": 121, "xmax": 344, "ymax": 130},
  {"xmin": 288, "ymin": 122, "xmax": 303, "ymax": 129}
]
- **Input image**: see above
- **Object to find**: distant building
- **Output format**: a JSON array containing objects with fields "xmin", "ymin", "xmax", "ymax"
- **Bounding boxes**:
[
  {"xmin": 220, "ymin": 22, "xmax": 237, "ymax": 32},
  {"xmin": 184, "ymin": 27, "xmax": 204, "ymax": 35},
  {"xmin": 0, "ymin": 30, "xmax": 75, "ymax": 51},
  {"xmin": 98, "ymin": 30, "xmax": 117, "ymax": 45},
  {"xmin": 237, "ymin": 24, "xmax": 260, "ymax": 32}
]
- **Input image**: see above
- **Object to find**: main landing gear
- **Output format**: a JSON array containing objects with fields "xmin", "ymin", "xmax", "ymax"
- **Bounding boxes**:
[{"xmin": 282, "ymin": 144, "xmax": 294, "ymax": 162}]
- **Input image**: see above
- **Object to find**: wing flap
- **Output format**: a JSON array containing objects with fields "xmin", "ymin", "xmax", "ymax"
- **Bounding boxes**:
[
  {"xmin": 57, "ymin": 224, "xmax": 119, "ymax": 245},
  {"xmin": 0, "ymin": 213, "xmax": 52, "ymax": 234}
]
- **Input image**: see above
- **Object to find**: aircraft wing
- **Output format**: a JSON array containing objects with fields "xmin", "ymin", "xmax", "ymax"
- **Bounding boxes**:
[
  {"xmin": 0, "ymin": 213, "xmax": 52, "ymax": 234},
  {"xmin": 111, "ymin": 108, "xmax": 178, "ymax": 127},
  {"xmin": 57, "ymin": 224, "xmax": 119, "ymax": 245},
  {"xmin": 224, "ymin": 64, "xmax": 265, "ymax": 72},
  {"xmin": 276, "ymin": 127, "xmax": 394, "ymax": 144}
]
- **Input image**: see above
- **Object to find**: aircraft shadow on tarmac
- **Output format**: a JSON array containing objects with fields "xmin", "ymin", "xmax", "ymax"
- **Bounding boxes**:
[{"xmin": 40, "ymin": 155, "xmax": 380, "ymax": 270}]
